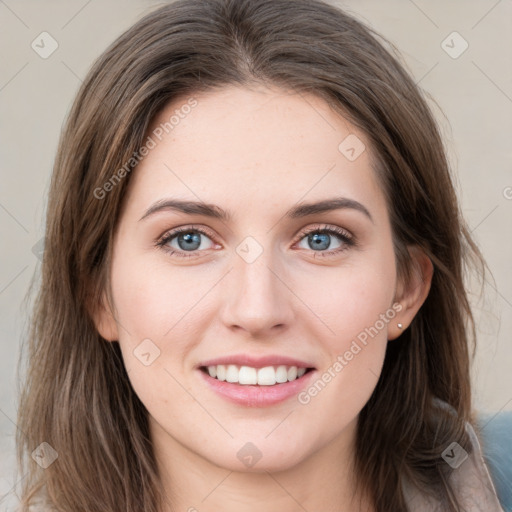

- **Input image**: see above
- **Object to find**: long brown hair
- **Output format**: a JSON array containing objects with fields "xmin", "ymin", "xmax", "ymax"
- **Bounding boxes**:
[{"xmin": 16, "ymin": 0, "xmax": 487, "ymax": 510}]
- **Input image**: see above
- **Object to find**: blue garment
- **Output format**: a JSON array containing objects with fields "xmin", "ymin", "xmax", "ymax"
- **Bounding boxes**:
[{"xmin": 477, "ymin": 411, "xmax": 512, "ymax": 512}]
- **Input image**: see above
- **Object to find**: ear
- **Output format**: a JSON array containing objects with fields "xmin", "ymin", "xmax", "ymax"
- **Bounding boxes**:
[
  {"xmin": 388, "ymin": 245, "xmax": 434, "ymax": 341},
  {"xmin": 90, "ymin": 291, "xmax": 119, "ymax": 342}
]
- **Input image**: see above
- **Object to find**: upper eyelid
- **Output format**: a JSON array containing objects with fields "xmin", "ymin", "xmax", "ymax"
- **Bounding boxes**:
[
  {"xmin": 296, "ymin": 224, "xmax": 352, "ymax": 237},
  {"xmin": 158, "ymin": 224, "xmax": 216, "ymax": 242}
]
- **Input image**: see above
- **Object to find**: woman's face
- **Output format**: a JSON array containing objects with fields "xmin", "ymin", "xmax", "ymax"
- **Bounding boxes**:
[{"xmin": 99, "ymin": 85, "xmax": 407, "ymax": 473}]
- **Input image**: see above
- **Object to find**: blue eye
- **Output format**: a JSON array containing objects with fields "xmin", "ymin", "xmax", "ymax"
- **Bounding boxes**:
[
  {"xmin": 173, "ymin": 231, "xmax": 203, "ymax": 251},
  {"xmin": 295, "ymin": 226, "xmax": 354, "ymax": 257},
  {"xmin": 303, "ymin": 232, "xmax": 337, "ymax": 251},
  {"xmin": 157, "ymin": 226, "xmax": 216, "ymax": 258}
]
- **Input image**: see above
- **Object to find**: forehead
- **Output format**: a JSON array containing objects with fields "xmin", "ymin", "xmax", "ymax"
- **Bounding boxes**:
[{"xmin": 125, "ymin": 85, "xmax": 385, "ymax": 218}]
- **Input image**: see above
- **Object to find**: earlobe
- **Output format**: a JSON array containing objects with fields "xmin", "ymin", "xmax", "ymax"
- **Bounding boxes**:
[
  {"xmin": 91, "ymin": 292, "xmax": 119, "ymax": 342},
  {"xmin": 388, "ymin": 246, "xmax": 434, "ymax": 341}
]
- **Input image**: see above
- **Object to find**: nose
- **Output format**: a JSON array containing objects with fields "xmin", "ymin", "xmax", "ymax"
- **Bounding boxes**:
[{"xmin": 219, "ymin": 243, "xmax": 295, "ymax": 338}]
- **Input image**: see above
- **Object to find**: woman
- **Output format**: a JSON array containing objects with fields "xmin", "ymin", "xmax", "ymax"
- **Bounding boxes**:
[{"xmin": 16, "ymin": 0, "xmax": 504, "ymax": 510}]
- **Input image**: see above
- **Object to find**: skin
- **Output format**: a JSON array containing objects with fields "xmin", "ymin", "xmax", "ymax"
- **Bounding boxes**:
[{"xmin": 94, "ymin": 84, "xmax": 433, "ymax": 512}]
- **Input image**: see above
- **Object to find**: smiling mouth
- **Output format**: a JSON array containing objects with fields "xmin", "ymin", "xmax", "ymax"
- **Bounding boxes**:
[{"xmin": 199, "ymin": 364, "xmax": 315, "ymax": 386}]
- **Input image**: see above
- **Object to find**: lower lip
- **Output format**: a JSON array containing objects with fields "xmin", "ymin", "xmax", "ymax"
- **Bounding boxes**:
[{"xmin": 198, "ymin": 369, "xmax": 316, "ymax": 407}]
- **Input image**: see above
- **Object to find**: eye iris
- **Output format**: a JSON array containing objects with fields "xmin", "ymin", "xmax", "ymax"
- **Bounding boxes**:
[
  {"xmin": 309, "ymin": 232, "xmax": 331, "ymax": 250},
  {"xmin": 177, "ymin": 232, "xmax": 201, "ymax": 251}
]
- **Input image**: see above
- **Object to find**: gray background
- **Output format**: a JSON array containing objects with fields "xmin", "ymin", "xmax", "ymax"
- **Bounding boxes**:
[{"xmin": 1, "ymin": 0, "xmax": 511, "ymax": 506}]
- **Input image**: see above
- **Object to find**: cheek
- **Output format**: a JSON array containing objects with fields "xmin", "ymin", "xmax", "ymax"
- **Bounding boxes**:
[
  {"xmin": 296, "ymin": 248, "xmax": 396, "ymax": 404},
  {"xmin": 302, "ymin": 254, "xmax": 396, "ymax": 351},
  {"xmin": 110, "ymin": 252, "xmax": 207, "ymax": 343},
  {"xmin": 109, "ymin": 255, "xmax": 200, "ymax": 424}
]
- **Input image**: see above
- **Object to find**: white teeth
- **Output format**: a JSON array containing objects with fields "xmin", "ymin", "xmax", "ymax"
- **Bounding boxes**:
[
  {"xmin": 257, "ymin": 366, "xmax": 276, "ymax": 386},
  {"xmin": 239, "ymin": 366, "xmax": 257, "ymax": 385},
  {"xmin": 205, "ymin": 364, "xmax": 309, "ymax": 385},
  {"xmin": 287, "ymin": 366, "xmax": 297, "ymax": 381},
  {"xmin": 216, "ymin": 364, "xmax": 226, "ymax": 381},
  {"xmin": 275, "ymin": 365, "xmax": 288, "ymax": 383},
  {"xmin": 226, "ymin": 364, "xmax": 239, "ymax": 383}
]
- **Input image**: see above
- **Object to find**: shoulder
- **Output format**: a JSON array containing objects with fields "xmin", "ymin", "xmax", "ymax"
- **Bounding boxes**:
[
  {"xmin": 451, "ymin": 421, "xmax": 505, "ymax": 511},
  {"xmin": 403, "ymin": 418, "xmax": 504, "ymax": 511}
]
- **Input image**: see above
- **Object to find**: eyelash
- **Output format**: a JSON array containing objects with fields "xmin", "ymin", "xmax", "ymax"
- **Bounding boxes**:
[{"xmin": 156, "ymin": 224, "xmax": 356, "ymax": 259}]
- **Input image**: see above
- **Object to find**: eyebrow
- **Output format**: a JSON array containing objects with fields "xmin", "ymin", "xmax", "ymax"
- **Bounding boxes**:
[{"xmin": 139, "ymin": 197, "xmax": 373, "ymax": 223}]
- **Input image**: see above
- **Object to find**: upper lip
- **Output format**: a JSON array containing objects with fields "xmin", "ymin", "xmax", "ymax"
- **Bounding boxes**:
[{"xmin": 198, "ymin": 354, "xmax": 315, "ymax": 369}]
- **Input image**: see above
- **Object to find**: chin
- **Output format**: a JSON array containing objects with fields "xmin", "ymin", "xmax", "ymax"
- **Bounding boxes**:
[{"xmin": 200, "ymin": 435, "xmax": 314, "ymax": 473}]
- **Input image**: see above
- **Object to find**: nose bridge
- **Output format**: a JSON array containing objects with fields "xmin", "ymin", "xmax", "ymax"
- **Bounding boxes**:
[{"xmin": 221, "ymin": 237, "xmax": 293, "ymax": 335}]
